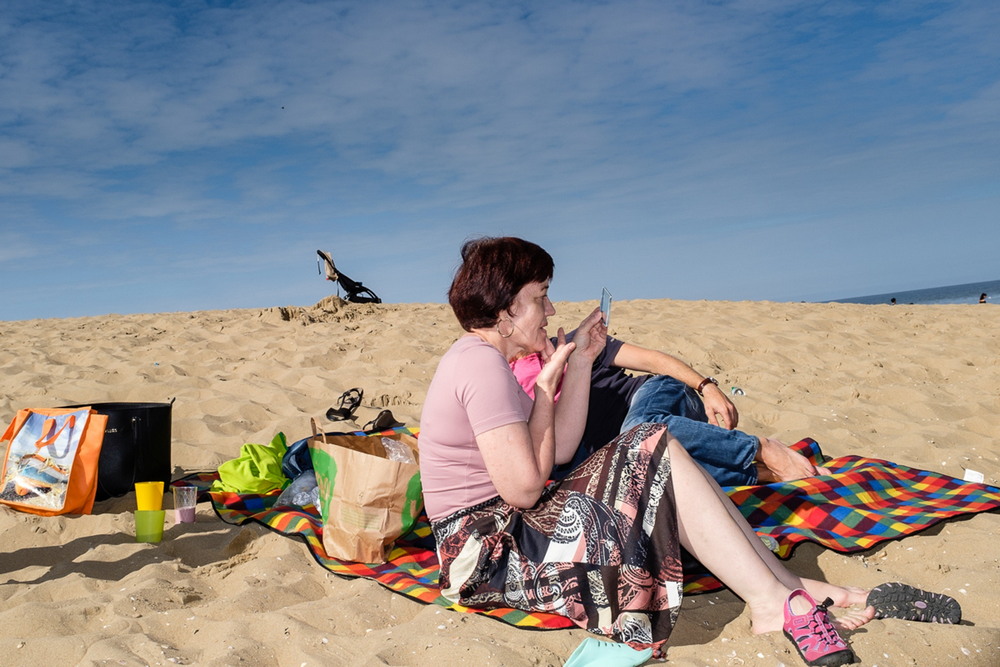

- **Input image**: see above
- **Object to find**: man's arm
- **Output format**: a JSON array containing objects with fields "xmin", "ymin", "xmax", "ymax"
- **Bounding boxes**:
[{"xmin": 610, "ymin": 342, "xmax": 739, "ymax": 429}]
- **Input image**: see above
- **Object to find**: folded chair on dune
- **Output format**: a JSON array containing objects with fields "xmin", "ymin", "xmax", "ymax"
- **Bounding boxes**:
[{"xmin": 317, "ymin": 250, "xmax": 382, "ymax": 304}]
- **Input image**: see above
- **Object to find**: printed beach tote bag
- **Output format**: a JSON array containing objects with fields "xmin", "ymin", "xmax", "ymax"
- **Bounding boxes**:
[
  {"xmin": 308, "ymin": 421, "xmax": 422, "ymax": 564},
  {"xmin": 0, "ymin": 407, "xmax": 107, "ymax": 516}
]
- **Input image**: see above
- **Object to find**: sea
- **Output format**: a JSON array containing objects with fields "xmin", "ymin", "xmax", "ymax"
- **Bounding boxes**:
[{"xmin": 828, "ymin": 279, "xmax": 1000, "ymax": 306}]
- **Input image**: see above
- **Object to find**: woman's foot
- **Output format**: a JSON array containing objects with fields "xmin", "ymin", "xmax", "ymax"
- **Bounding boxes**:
[
  {"xmin": 782, "ymin": 589, "xmax": 858, "ymax": 666},
  {"xmin": 828, "ymin": 606, "xmax": 876, "ymax": 632},
  {"xmin": 756, "ymin": 437, "xmax": 819, "ymax": 482},
  {"xmin": 750, "ymin": 584, "xmax": 874, "ymax": 635},
  {"xmin": 801, "ymin": 580, "xmax": 869, "ymax": 609}
]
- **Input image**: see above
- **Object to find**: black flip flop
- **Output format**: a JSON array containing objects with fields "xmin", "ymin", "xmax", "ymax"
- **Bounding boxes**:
[
  {"xmin": 326, "ymin": 388, "xmax": 364, "ymax": 421},
  {"xmin": 867, "ymin": 582, "xmax": 962, "ymax": 624},
  {"xmin": 363, "ymin": 409, "xmax": 404, "ymax": 432}
]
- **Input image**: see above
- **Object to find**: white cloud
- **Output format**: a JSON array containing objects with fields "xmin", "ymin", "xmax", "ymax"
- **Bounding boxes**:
[{"xmin": 0, "ymin": 0, "xmax": 998, "ymax": 319}]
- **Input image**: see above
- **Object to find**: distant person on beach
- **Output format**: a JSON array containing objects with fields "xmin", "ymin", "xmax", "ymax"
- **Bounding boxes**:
[
  {"xmin": 419, "ymin": 236, "xmax": 884, "ymax": 664},
  {"xmin": 980, "ymin": 293, "xmax": 988, "ymax": 304},
  {"xmin": 890, "ymin": 297, "xmax": 897, "ymax": 305},
  {"xmin": 511, "ymin": 332, "xmax": 817, "ymax": 486}
]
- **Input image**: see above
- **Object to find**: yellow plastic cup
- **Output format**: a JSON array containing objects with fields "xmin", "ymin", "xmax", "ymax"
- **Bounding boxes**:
[
  {"xmin": 135, "ymin": 481, "xmax": 165, "ymax": 511},
  {"xmin": 134, "ymin": 509, "xmax": 166, "ymax": 543}
]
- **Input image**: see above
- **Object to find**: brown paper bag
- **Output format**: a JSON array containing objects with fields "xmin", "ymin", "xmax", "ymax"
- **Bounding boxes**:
[{"xmin": 308, "ymin": 421, "xmax": 422, "ymax": 564}]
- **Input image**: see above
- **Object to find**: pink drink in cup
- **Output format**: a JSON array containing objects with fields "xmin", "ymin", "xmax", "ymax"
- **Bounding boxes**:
[{"xmin": 171, "ymin": 485, "xmax": 198, "ymax": 523}]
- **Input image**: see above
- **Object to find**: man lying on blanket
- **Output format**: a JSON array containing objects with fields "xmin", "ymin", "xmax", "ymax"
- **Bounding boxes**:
[{"xmin": 511, "ymin": 331, "xmax": 817, "ymax": 487}]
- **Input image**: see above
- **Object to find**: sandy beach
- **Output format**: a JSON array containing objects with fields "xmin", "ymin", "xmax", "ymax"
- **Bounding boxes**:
[{"xmin": 1, "ymin": 297, "xmax": 998, "ymax": 666}]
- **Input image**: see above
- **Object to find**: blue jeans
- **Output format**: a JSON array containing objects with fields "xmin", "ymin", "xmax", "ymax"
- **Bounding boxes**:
[{"xmin": 620, "ymin": 375, "xmax": 759, "ymax": 487}]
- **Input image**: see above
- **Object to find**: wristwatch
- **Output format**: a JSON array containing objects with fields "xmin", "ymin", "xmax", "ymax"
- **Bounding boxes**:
[{"xmin": 696, "ymin": 377, "xmax": 719, "ymax": 397}]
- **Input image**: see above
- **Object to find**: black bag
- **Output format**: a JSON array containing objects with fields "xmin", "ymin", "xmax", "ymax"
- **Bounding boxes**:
[{"xmin": 64, "ymin": 401, "xmax": 173, "ymax": 500}]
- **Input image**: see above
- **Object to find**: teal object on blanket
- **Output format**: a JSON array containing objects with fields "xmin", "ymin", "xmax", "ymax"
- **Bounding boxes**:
[{"xmin": 212, "ymin": 432, "xmax": 288, "ymax": 494}]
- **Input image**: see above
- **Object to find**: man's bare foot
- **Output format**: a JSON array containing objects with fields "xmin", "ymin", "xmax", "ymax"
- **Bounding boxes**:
[
  {"xmin": 756, "ymin": 462, "xmax": 779, "ymax": 483},
  {"xmin": 757, "ymin": 437, "xmax": 818, "ymax": 482}
]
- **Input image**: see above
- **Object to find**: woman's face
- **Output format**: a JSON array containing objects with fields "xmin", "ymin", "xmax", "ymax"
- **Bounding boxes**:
[{"xmin": 505, "ymin": 280, "xmax": 556, "ymax": 355}]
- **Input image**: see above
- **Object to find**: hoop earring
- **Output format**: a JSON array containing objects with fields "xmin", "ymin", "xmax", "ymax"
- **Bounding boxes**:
[{"xmin": 497, "ymin": 317, "xmax": 514, "ymax": 338}]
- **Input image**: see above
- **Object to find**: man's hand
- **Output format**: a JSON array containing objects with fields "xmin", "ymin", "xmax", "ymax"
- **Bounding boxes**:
[{"xmin": 702, "ymin": 384, "xmax": 739, "ymax": 429}]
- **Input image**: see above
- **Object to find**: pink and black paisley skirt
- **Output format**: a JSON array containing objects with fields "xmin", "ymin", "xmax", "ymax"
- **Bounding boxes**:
[{"xmin": 432, "ymin": 423, "xmax": 683, "ymax": 649}]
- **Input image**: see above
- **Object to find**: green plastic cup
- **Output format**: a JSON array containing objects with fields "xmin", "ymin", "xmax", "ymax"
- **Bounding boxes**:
[{"xmin": 134, "ymin": 509, "xmax": 166, "ymax": 543}]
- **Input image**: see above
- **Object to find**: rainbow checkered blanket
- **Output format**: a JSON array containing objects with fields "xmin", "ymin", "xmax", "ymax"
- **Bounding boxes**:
[{"xmin": 198, "ymin": 437, "xmax": 1000, "ymax": 630}]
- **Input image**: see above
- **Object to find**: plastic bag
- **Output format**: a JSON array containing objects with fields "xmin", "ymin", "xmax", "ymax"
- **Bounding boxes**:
[
  {"xmin": 381, "ymin": 437, "xmax": 416, "ymax": 463},
  {"xmin": 274, "ymin": 470, "xmax": 320, "ymax": 510}
]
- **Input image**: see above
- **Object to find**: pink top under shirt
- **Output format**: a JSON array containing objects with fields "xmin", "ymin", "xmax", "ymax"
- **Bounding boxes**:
[
  {"xmin": 509, "ymin": 352, "xmax": 566, "ymax": 401},
  {"xmin": 419, "ymin": 335, "xmax": 534, "ymax": 522}
]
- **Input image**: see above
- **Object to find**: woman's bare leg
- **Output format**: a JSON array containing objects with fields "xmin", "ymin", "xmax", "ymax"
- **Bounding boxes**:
[
  {"xmin": 692, "ymin": 450, "xmax": 868, "ymax": 609},
  {"xmin": 666, "ymin": 435, "xmax": 873, "ymax": 633}
]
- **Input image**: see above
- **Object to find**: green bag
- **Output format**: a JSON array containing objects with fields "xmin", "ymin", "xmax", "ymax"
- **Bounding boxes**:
[{"xmin": 212, "ymin": 432, "xmax": 288, "ymax": 494}]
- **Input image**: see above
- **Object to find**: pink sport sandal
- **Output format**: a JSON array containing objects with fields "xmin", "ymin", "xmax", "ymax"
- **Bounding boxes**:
[{"xmin": 783, "ymin": 589, "xmax": 857, "ymax": 666}]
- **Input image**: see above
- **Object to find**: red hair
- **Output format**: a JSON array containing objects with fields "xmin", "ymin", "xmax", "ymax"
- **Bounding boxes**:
[{"xmin": 448, "ymin": 237, "xmax": 554, "ymax": 331}]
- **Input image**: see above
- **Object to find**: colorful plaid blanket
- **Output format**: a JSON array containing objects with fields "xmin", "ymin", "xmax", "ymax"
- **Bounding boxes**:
[{"xmin": 196, "ymin": 436, "xmax": 1000, "ymax": 630}]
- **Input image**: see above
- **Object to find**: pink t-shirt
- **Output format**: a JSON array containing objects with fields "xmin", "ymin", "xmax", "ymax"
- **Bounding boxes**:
[{"xmin": 419, "ymin": 335, "xmax": 534, "ymax": 522}]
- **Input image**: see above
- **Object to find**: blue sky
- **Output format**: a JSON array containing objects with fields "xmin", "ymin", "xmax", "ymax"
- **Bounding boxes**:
[{"xmin": 2, "ymin": 0, "xmax": 998, "ymax": 321}]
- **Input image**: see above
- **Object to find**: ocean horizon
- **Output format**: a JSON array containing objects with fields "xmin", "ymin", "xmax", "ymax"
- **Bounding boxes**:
[{"xmin": 827, "ymin": 278, "xmax": 1000, "ymax": 306}]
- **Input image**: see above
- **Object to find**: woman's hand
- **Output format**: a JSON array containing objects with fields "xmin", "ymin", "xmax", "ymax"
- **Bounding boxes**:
[
  {"xmin": 569, "ymin": 307, "xmax": 607, "ymax": 364},
  {"xmin": 534, "ymin": 336, "xmax": 575, "ymax": 401},
  {"xmin": 533, "ymin": 308, "xmax": 605, "ymax": 405}
]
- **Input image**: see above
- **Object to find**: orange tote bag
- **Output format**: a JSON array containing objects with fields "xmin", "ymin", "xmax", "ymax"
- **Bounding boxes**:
[{"xmin": 0, "ymin": 407, "xmax": 107, "ymax": 516}]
